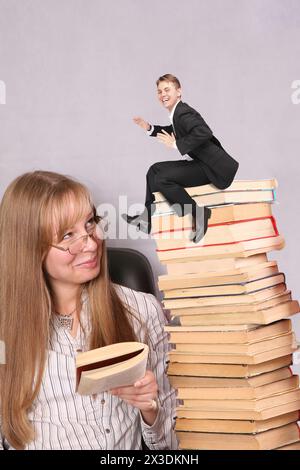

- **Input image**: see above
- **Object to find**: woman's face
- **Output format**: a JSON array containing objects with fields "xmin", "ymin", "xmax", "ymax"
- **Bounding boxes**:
[{"xmin": 44, "ymin": 206, "xmax": 102, "ymax": 292}]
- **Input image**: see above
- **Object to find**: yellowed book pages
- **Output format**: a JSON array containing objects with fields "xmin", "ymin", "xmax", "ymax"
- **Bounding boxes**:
[
  {"xmin": 152, "ymin": 202, "xmax": 273, "ymax": 234},
  {"xmin": 159, "ymin": 261, "xmax": 278, "ymax": 290},
  {"xmin": 169, "ymin": 292, "xmax": 292, "ymax": 315},
  {"xmin": 164, "ymin": 284, "xmax": 287, "ymax": 309},
  {"xmin": 76, "ymin": 342, "xmax": 148, "ymax": 395},
  {"xmin": 166, "ymin": 254, "xmax": 269, "ymax": 274},
  {"xmin": 170, "ymin": 300, "xmax": 299, "ymax": 326},
  {"xmin": 178, "ymin": 389, "xmax": 300, "ymax": 412},
  {"xmin": 154, "ymin": 190, "xmax": 275, "ymax": 215},
  {"xmin": 167, "ymin": 324, "xmax": 256, "ymax": 332},
  {"xmin": 175, "ymin": 376, "xmax": 299, "ymax": 400},
  {"xmin": 171, "ymin": 333, "xmax": 293, "ymax": 357},
  {"xmin": 163, "ymin": 273, "xmax": 285, "ymax": 298},
  {"xmin": 169, "ymin": 367, "xmax": 293, "ymax": 389},
  {"xmin": 154, "ymin": 218, "xmax": 277, "ymax": 251},
  {"xmin": 157, "ymin": 235, "xmax": 285, "ymax": 263},
  {"xmin": 166, "ymin": 253, "xmax": 268, "ymax": 275},
  {"xmin": 276, "ymin": 440, "xmax": 300, "ymax": 450},
  {"xmin": 167, "ymin": 354, "xmax": 292, "ymax": 378},
  {"xmin": 169, "ymin": 343, "xmax": 295, "ymax": 365},
  {"xmin": 176, "ymin": 396, "xmax": 300, "ymax": 421},
  {"xmin": 175, "ymin": 411, "xmax": 299, "ymax": 434},
  {"xmin": 166, "ymin": 319, "xmax": 291, "ymax": 343},
  {"xmin": 177, "ymin": 422, "xmax": 299, "ymax": 450},
  {"xmin": 154, "ymin": 179, "xmax": 278, "ymax": 203},
  {"xmin": 169, "ymin": 295, "xmax": 294, "ymax": 316}
]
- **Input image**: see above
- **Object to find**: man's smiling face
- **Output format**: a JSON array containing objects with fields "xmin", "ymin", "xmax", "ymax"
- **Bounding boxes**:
[{"xmin": 157, "ymin": 80, "xmax": 181, "ymax": 112}]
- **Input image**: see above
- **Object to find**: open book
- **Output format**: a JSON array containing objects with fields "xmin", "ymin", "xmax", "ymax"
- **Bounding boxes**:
[{"xmin": 76, "ymin": 341, "xmax": 149, "ymax": 395}]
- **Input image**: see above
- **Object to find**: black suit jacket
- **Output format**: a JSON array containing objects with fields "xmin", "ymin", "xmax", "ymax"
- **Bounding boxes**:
[{"xmin": 150, "ymin": 101, "xmax": 239, "ymax": 190}]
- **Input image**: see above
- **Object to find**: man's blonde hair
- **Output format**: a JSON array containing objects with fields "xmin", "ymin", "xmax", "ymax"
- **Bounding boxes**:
[{"xmin": 156, "ymin": 74, "xmax": 181, "ymax": 89}]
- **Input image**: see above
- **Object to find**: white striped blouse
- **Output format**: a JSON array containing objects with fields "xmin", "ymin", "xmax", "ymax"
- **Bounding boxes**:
[{"xmin": 0, "ymin": 285, "xmax": 178, "ymax": 450}]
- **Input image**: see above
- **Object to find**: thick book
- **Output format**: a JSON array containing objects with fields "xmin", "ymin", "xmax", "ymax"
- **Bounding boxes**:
[
  {"xmin": 276, "ymin": 440, "xmax": 300, "ymax": 450},
  {"xmin": 157, "ymin": 234, "xmax": 285, "ymax": 263},
  {"xmin": 163, "ymin": 273, "xmax": 285, "ymax": 299},
  {"xmin": 152, "ymin": 202, "xmax": 273, "ymax": 234},
  {"xmin": 153, "ymin": 217, "xmax": 278, "ymax": 251},
  {"xmin": 159, "ymin": 261, "xmax": 279, "ymax": 290},
  {"xmin": 171, "ymin": 334, "xmax": 293, "ymax": 357},
  {"xmin": 163, "ymin": 283, "xmax": 287, "ymax": 309},
  {"xmin": 166, "ymin": 253, "xmax": 268, "ymax": 275},
  {"xmin": 177, "ymin": 388, "xmax": 300, "ymax": 412},
  {"xmin": 153, "ymin": 179, "xmax": 278, "ymax": 203},
  {"xmin": 170, "ymin": 299, "xmax": 299, "ymax": 326},
  {"xmin": 174, "ymin": 376, "xmax": 299, "ymax": 400},
  {"xmin": 168, "ymin": 342, "xmax": 295, "ymax": 364},
  {"xmin": 176, "ymin": 423, "xmax": 300, "ymax": 450},
  {"xmin": 176, "ymin": 395, "xmax": 300, "ymax": 421},
  {"xmin": 167, "ymin": 354, "xmax": 293, "ymax": 378},
  {"xmin": 168, "ymin": 291, "xmax": 292, "ymax": 315},
  {"xmin": 169, "ymin": 367, "xmax": 293, "ymax": 390},
  {"xmin": 76, "ymin": 342, "xmax": 149, "ymax": 395},
  {"xmin": 154, "ymin": 190, "xmax": 276, "ymax": 216},
  {"xmin": 175, "ymin": 411, "xmax": 299, "ymax": 434},
  {"xmin": 165, "ymin": 319, "xmax": 292, "ymax": 344}
]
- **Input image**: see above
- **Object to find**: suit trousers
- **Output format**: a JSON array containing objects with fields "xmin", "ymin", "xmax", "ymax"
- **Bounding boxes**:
[{"xmin": 145, "ymin": 159, "xmax": 211, "ymax": 220}]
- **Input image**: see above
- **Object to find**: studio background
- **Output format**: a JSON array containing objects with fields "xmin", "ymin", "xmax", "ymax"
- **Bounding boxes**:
[{"xmin": 0, "ymin": 0, "xmax": 299, "ymax": 343}]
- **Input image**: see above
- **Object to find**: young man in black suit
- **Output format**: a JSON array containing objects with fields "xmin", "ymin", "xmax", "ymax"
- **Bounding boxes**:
[{"xmin": 122, "ymin": 74, "xmax": 239, "ymax": 243}]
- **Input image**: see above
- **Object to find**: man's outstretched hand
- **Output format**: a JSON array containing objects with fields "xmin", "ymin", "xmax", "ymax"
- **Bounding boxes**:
[
  {"xmin": 157, "ymin": 130, "xmax": 176, "ymax": 148},
  {"xmin": 133, "ymin": 116, "xmax": 151, "ymax": 131}
]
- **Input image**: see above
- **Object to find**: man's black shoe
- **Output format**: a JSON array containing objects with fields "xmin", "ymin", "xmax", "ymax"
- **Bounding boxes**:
[
  {"xmin": 122, "ymin": 214, "xmax": 141, "ymax": 225},
  {"xmin": 121, "ymin": 213, "xmax": 151, "ymax": 234},
  {"xmin": 191, "ymin": 207, "xmax": 211, "ymax": 244}
]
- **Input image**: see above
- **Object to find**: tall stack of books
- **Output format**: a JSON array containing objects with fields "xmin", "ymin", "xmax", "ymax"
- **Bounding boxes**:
[{"xmin": 152, "ymin": 179, "xmax": 300, "ymax": 450}]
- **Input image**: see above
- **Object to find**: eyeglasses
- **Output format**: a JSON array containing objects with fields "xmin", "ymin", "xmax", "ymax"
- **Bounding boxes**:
[{"xmin": 51, "ymin": 216, "xmax": 104, "ymax": 256}]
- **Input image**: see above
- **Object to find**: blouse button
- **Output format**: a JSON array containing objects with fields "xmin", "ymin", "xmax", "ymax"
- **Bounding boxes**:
[
  {"xmin": 105, "ymin": 428, "xmax": 110, "ymax": 434},
  {"xmin": 101, "ymin": 399, "xmax": 105, "ymax": 405}
]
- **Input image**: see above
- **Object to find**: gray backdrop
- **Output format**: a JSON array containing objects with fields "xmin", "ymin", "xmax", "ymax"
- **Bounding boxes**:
[{"xmin": 1, "ymin": 0, "xmax": 300, "ymax": 337}]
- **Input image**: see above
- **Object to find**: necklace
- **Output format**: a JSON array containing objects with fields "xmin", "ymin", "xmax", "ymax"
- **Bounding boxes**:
[{"xmin": 54, "ymin": 306, "xmax": 77, "ymax": 331}]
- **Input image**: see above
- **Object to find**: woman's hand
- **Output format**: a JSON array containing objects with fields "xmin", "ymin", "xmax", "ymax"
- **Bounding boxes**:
[{"xmin": 110, "ymin": 370, "xmax": 159, "ymax": 425}]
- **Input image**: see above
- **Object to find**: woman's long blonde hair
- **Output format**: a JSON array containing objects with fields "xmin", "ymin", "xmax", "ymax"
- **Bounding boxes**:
[{"xmin": 0, "ymin": 171, "xmax": 136, "ymax": 449}]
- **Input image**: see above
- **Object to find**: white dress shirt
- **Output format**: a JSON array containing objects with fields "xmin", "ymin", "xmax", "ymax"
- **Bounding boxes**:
[{"xmin": 0, "ymin": 285, "xmax": 178, "ymax": 450}]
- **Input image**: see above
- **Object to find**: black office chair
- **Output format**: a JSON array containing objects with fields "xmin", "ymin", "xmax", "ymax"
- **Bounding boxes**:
[
  {"xmin": 107, "ymin": 247, "xmax": 157, "ymax": 450},
  {"xmin": 107, "ymin": 247, "xmax": 156, "ymax": 296}
]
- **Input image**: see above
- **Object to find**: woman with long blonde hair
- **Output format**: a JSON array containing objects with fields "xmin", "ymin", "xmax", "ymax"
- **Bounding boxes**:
[{"xmin": 0, "ymin": 170, "xmax": 177, "ymax": 450}]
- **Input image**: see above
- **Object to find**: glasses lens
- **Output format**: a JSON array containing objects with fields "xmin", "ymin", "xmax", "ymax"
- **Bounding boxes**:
[
  {"xmin": 94, "ymin": 223, "xmax": 105, "ymax": 240},
  {"xmin": 68, "ymin": 235, "xmax": 88, "ymax": 255},
  {"xmin": 67, "ymin": 224, "xmax": 104, "ymax": 255}
]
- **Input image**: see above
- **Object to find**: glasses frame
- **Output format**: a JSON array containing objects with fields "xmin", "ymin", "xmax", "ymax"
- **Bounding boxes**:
[{"xmin": 50, "ymin": 215, "xmax": 103, "ymax": 256}]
